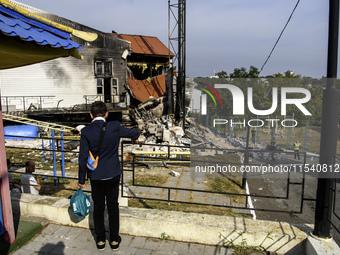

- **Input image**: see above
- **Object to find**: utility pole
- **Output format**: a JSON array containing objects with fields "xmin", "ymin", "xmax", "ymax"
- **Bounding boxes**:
[{"xmin": 313, "ymin": 0, "xmax": 340, "ymax": 238}]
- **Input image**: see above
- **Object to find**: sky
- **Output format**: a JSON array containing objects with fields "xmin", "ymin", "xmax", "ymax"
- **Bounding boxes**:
[{"xmin": 16, "ymin": 0, "xmax": 330, "ymax": 78}]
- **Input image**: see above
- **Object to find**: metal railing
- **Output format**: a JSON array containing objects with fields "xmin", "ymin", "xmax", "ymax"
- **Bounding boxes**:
[
  {"xmin": 120, "ymin": 140, "xmax": 316, "ymax": 214},
  {"xmin": 1, "ymin": 96, "xmax": 55, "ymax": 113}
]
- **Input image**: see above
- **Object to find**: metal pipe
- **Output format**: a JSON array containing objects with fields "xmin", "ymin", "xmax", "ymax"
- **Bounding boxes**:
[
  {"xmin": 52, "ymin": 130, "xmax": 57, "ymax": 186},
  {"xmin": 61, "ymin": 130, "xmax": 65, "ymax": 179}
]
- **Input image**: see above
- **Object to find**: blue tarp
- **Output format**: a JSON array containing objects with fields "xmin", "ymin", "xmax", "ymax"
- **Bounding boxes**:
[{"xmin": 4, "ymin": 125, "xmax": 39, "ymax": 140}]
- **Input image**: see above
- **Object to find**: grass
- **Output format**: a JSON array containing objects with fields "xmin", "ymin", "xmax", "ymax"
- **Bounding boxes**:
[
  {"xmin": 129, "ymin": 173, "xmax": 170, "ymax": 186},
  {"xmin": 205, "ymin": 176, "xmax": 246, "ymax": 204},
  {"xmin": 0, "ymin": 220, "xmax": 43, "ymax": 255},
  {"xmin": 5, "ymin": 141, "xmax": 250, "ymax": 219},
  {"xmin": 128, "ymin": 198, "xmax": 251, "ymax": 218}
]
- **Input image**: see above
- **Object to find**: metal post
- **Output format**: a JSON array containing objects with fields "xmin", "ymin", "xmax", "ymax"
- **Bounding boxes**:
[
  {"xmin": 42, "ymin": 138, "xmax": 45, "ymax": 164},
  {"xmin": 49, "ymin": 138, "xmax": 53, "ymax": 162},
  {"xmin": 242, "ymin": 125, "xmax": 250, "ymax": 189},
  {"xmin": 0, "ymin": 94, "xmax": 15, "ymax": 244},
  {"xmin": 52, "ymin": 130, "xmax": 57, "ymax": 186},
  {"xmin": 175, "ymin": 0, "xmax": 186, "ymax": 126},
  {"xmin": 61, "ymin": 130, "xmax": 65, "ymax": 179},
  {"xmin": 313, "ymin": 0, "xmax": 340, "ymax": 238}
]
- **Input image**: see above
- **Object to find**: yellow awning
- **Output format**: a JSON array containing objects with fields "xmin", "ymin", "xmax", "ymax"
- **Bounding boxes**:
[{"xmin": 0, "ymin": 36, "xmax": 82, "ymax": 70}]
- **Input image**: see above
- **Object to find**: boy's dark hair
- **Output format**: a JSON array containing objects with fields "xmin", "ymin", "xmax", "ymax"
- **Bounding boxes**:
[{"xmin": 91, "ymin": 101, "xmax": 107, "ymax": 117}]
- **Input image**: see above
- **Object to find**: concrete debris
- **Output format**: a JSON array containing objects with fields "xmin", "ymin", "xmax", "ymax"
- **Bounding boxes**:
[
  {"xmin": 128, "ymin": 98, "xmax": 273, "ymax": 161},
  {"xmin": 129, "ymin": 97, "xmax": 190, "ymax": 152},
  {"xmin": 170, "ymin": 170, "xmax": 180, "ymax": 177}
]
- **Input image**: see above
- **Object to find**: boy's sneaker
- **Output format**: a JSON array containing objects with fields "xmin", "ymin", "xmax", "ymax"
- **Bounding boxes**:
[
  {"xmin": 110, "ymin": 240, "xmax": 120, "ymax": 251},
  {"xmin": 96, "ymin": 241, "xmax": 106, "ymax": 251}
]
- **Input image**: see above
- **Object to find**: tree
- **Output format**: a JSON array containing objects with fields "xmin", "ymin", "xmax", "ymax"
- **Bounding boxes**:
[
  {"xmin": 229, "ymin": 66, "xmax": 260, "ymax": 78},
  {"xmin": 216, "ymin": 70, "xmax": 228, "ymax": 78}
]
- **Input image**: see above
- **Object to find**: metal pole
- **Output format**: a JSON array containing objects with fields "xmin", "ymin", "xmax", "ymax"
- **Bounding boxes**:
[
  {"xmin": 0, "ymin": 93, "xmax": 15, "ymax": 244},
  {"xmin": 61, "ymin": 130, "xmax": 65, "ymax": 179},
  {"xmin": 176, "ymin": 0, "xmax": 186, "ymax": 127},
  {"xmin": 52, "ymin": 130, "xmax": 57, "ymax": 186},
  {"xmin": 42, "ymin": 138, "xmax": 45, "ymax": 164},
  {"xmin": 313, "ymin": 0, "xmax": 340, "ymax": 238},
  {"xmin": 242, "ymin": 125, "xmax": 250, "ymax": 189}
]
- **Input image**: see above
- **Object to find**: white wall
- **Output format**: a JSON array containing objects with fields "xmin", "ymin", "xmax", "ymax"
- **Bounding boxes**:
[{"xmin": 0, "ymin": 55, "xmax": 96, "ymax": 110}]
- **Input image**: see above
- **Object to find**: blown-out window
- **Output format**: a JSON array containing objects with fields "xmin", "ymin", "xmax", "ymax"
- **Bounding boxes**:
[
  {"xmin": 97, "ymin": 78, "xmax": 103, "ymax": 94},
  {"xmin": 112, "ymin": 78, "xmax": 118, "ymax": 95},
  {"xmin": 95, "ymin": 60, "xmax": 112, "ymax": 77}
]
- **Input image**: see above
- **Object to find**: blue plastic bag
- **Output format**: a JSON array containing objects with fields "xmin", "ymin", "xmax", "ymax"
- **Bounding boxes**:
[{"xmin": 70, "ymin": 189, "xmax": 91, "ymax": 218}]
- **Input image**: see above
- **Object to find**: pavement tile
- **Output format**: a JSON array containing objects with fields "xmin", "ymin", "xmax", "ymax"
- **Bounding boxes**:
[
  {"xmin": 11, "ymin": 249, "xmax": 32, "ymax": 255},
  {"xmin": 144, "ymin": 238, "xmax": 161, "ymax": 250},
  {"xmin": 32, "ymin": 233, "xmax": 54, "ymax": 243},
  {"xmin": 114, "ymin": 246, "xmax": 138, "ymax": 255},
  {"xmin": 37, "ymin": 242, "xmax": 58, "ymax": 253},
  {"xmin": 42, "ymin": 224, "xmax": 62, "ymax": 235},
  {"xmin": 76, "ymin": 229, "xmax": 94, "ymax": 242},
  {"xmin": 135, "ymin": 248, "xmax": 153, "ymax": 255},
  {"xmin": 178, "ymin": 182, "xmax": 192, "ymax": 188},
  {"xmin": 188, "ymin": 243, "xmax": 205, "ymax": 254},
  {"xmin": 68, "ymin": 227, "xmax": 85, "ymax": 237},
  {"xmin": 49, "ymin": 243, "xmax": 68, "ymax": 254},
  {"xmin": 204, "ymin": 245, "xmax": 220, "ymax": 254},
  {"xmin": 36, "ymin": 235, "xmax": 63, "ymax": 245},
  {"xmin": 120, "ymin": 234, "xmax": 134, "ymax": 246},
  {"xmin": 173, "ymin": 241, "xmax": 190, "ymax": 254},
  {"xmin": 129, "ymin": 236, "xmax": 147, "ymax": 248},
  {"xmin": 158, "ymin": 240, "xmax": 176, "ymax": 252},
  {"xmin": 220, "ymin": 246, "xmax": 234, "ymax": 255},
  {"xmin": 19, "ymin": 241, "xmax": 41, "ymax": 252},
  {"xmin": 11, "ymin": 223, "xmax": 234, "ymax": 255},
  {"xmin": 151, "ymin": 251, "xmax": 179, "ymax": 255},
  {"xmin": 75, "ymin": 249, "xmax": 93, "ymax": 255},
  {"xmin": 53, "ymin": 225, "xmax": 72, "ymax": 237}
]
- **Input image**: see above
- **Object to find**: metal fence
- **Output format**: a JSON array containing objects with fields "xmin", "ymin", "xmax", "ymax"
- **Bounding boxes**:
[{"xmin": 1, "ymin": 96, "xmax": 56, "ymax": 113}]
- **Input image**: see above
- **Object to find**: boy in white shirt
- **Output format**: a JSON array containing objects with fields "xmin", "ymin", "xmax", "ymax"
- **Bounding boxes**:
[{"xmin": 21, "ymin": 161, "xmax": 41, "ymax": 195}]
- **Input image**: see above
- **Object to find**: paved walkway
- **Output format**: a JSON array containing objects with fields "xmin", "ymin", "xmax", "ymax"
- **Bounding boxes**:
[{"xmin": 11, "ymin": 223, "xmax": 234, "ymax": 255}]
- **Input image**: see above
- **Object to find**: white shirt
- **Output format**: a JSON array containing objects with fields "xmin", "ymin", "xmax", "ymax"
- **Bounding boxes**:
[
  {"xmin": 21, "ymin": 174, "xmax": 39, "ymax": 195},
  {"xmin": 92, "ymin": 117, "xmax": 106, "ymax": 123}
]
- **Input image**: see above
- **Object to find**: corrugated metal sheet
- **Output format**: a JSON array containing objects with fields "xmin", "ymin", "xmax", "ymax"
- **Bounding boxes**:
[
  {"xmin": 0, "ymin": 5, "xmax": 82, "ymax": 50},
  {"xmin": 112, "ymin": 34, "xmax": 174, "ymax": 57},
  {"xmin": 128, "ymin": 74, "xmax": 166, "ymax": 102}
]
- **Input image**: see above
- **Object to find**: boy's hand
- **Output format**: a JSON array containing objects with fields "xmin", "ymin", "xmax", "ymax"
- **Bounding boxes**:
[{"xmin": 77, "ymin": 183, "xmax": 86, "ymax": 189}]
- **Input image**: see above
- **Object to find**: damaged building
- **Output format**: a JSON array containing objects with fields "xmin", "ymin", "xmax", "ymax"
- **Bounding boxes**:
[
  {"xmin": 0, "ymin": 0, "xmax": 174, "ymax": 115},
  {"xmin": 112, "ymin": 33, "xmax": 175, "ymax": 106}
]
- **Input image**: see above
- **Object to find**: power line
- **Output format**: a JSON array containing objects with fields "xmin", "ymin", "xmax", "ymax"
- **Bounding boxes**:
[{"xmin": 259, "ymin": 0, "xmax": 301, "ymax": 75}]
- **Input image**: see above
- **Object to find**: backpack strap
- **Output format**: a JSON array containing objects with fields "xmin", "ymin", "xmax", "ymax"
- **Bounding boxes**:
[{"xmin": 96, "ymin": 122, "xmax": 107, "ymax": 157}]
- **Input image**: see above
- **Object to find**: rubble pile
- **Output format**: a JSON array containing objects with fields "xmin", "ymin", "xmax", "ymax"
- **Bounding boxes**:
[
  {"xmin": 126, "ymin": 97, "xmax": 190, "ymax": 155},
  {"xmin": 127, "ymin": 96, "xmax": 271, "ymax": 161}
]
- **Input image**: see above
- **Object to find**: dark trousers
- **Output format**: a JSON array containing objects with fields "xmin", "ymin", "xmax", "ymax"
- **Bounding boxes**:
[
  {"xmin": 91, "ymin": 175, "xmax": 121, "ymax": 243},
  {"xmin": 294, "ymin": 150, "xmax": 300, "ymax": 159}
]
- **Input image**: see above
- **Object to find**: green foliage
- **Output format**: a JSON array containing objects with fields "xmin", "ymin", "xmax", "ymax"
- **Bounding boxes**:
[
  {"xmin": 229, "ymin": 66, "xmax": 260, "ymax": 78},
  {"xmin": 216, "ymin": 70, "xmax": 228, "ymax": 78},
  {"xmin": 160, "ymin": 232, "xmax": 170, "ymax": 241},
  {"xmin": 219, "ymin": 231, "xmax": 273, "ymax": 255},
  {"xmin": 193, "ymin": 75, "xmax": 326, "ymax": 124}
]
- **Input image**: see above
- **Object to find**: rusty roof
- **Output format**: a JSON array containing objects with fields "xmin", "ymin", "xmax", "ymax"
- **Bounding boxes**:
[
  {"xmin": 111, "ymin": 34, "xmax": 174, "ymax": 57},
  {"xmin": 127, "ymin": 74, "xmax": 166, "ymax": 102}
]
